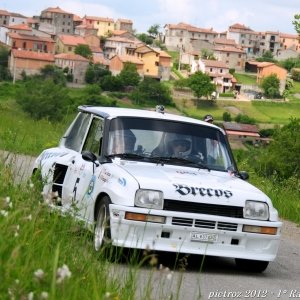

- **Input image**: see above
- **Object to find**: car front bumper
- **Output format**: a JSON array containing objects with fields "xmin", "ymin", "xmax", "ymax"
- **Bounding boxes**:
[{"xmin": 109, "ymin": 204, "xmax": 282, "ymax": 261}]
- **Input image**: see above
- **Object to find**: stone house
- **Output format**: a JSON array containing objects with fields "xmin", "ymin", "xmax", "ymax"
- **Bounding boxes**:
[
  {"xmin": 0, "ymin": 9, "xmax": 27, "ymax": 26},
  {"xmin": 55, "ymin": 53, "xmax": 89, "ymax": 84},
  {"xmin": 115, "ymin": 19, "xmax": 133, "ymax": 33},
  {"xmin": 104, "ymin": 36, "xmax": 141, "ymax": 58},
  {"xmin": 39, "ymin": 7, "xmax": 74, "ymax": 35},
  {"xmin": 191, "ymin": 59, "xmax": 236, "ymax": 93},
  {"xmin": 9, "ymin": 49, "xmax": 55, "ymax": 81},
  {"xmin": 164, "ymin": 22, "xmax": 218, "ymax": 52}
]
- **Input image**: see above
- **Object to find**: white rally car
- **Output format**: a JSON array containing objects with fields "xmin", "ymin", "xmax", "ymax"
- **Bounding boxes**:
[{"xmin": 33, "ymin": 105, "xmax": 282, "ymax": 272}]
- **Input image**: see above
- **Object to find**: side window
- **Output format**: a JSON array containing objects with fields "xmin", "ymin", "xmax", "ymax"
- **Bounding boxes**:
[
  {"xmin": 64, "ymin": 112, "xmax": 91, "ymax": 152},
  {"xmin": 82, "ymin": 118, "xmax": 103, "ymax": 156}
]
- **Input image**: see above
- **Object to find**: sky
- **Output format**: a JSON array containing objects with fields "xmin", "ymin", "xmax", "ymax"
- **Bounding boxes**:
[{"xmin": 1, "ymin": 0, "xmax": 299, "ymax": 35}]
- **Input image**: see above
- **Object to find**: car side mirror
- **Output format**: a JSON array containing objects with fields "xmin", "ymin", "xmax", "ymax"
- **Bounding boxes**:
[
  {"xmin": 239, "ymin": 171, "xmax": 249, "ymax": 181},
  {"xmin": 82, "ymin": 151, "xmax": 99, "ymax": 173}
]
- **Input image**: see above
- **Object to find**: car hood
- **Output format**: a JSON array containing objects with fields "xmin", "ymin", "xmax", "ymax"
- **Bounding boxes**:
[{"xmin": 117, "ymin": 161, "xmax": 270, "ymax": 207}]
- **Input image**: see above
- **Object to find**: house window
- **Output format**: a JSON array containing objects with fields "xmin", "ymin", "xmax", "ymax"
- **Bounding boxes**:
[
  {"xmin": 97, "ymin": 21, "xmax": 99, "ymax": 25},
  {"xmin": 63, "ymin": 22, "xmax": 65, "ymax": 25},
  {"xmin": 62, "ymin": 29, "xmax": 65, "ymax": 32},
  {"xmin": 146, "ymin": 69, "xmax": 149, "ymax": 72},
  {"xmin": 241, "ymin": 40, "xmax": 244, "ymax": 44},
  {"xmin": 210, "ymin": 68, "xmax": 213, "ymax": 72},
  {"xmin": 220, "ymin": 69, "xmax": 223, "ymax": 73},
  {"xmin": 67, "ymin": 29, "xmax": 70, "ymax": 33},
  {"xmin": 179, "ymin": 38, "xmax": 182, "ymax": 42},
  {"xmin": 239, "ymin": 54, "xmax": 242, "ymax": 58},
  {"xmin": 227, "ymin": 53, "xmax": 230, "ymax": 57},
  {"xmin": 238, "ymin": 61, "xmax": 241, "ymax": 66},
  {"xmin": 23, "ymin": 42, "xmax": 26, "ymax": 49},
  {"xmin": 68, "ymin": 22, "xmax": 70, "ymax": 25},
  {"xmin": 155, "ymin": 62, "xmax": 159, "ymax": 66},
  {"xmin": 226, "ymin": 60, "xmax": 229, "ymax": 64},
  {"xmin": 108, "ymin": 23, "xmax": 111, "ymax": 26},
  {"xmin": 13, "ymin": 41, "xmax": 16, "ymax": 47},
  {"xmin": 12, "ymin": 18, "xmax": 14, "ymax": 22},
  {"xmin": 68, "ymin": 46, "xmax": 72, "ymax": 51}
]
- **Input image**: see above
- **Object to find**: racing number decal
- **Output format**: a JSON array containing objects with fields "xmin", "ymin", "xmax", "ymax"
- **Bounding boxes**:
[{"xmin": 72, "ymin": 177, "xmax": 80, "ymax": 203}]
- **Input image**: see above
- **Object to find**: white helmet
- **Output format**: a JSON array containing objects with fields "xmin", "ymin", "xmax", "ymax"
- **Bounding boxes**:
[{"xmin": 164, "ymin": 133, "xmax": 192, "ymax": 156}]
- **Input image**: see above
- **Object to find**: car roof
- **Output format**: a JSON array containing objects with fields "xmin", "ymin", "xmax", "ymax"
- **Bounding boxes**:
[{"xmin": 79, "ymin": 105, "xmax": 221, "ymax": 129}]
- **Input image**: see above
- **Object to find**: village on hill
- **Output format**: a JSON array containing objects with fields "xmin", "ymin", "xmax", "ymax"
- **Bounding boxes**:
[{"xmin": 0, "ymin": 6, "xmax": 298, "ymax": 89}]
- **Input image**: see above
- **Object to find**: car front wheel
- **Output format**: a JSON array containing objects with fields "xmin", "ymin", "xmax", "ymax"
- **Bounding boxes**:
[
  {"xmin": 94, "ymin": 196, "xmax": 111, "ymax": 251},
  {"xmin": 235, "ymin": 258, "xmax": 269, "ymax": 273}
]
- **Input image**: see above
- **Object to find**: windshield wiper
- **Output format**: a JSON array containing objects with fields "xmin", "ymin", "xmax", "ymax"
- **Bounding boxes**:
[
  {"xmin": 150, "ymin": 156, "xmax": 210, "ymax": 170},
  {"xmin": 106, "ymin": 153, "xmax": 146, "ymax": 160}
]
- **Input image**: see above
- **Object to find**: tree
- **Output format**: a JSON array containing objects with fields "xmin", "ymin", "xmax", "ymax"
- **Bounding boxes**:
[
  {"xmin": 292, "ymin": 14, "xmax": 300, "ymax": 35},
  {"xmin": 0, "ymin": 45, "xmax": 11, "ymax": 80},
  {"xmin": 147, "ymin": 24, "xmax": 160, "ymax": 38},
  {"xmin": 256, "ymin": 50, "xmax": 276, "ymax": 63},
  {"xmin": 223, "ymin": 112, "xmax": 232, "ymax": 122},
  {"xmin": 256, "ymin": 118, "xmax": 300, "ymax": 179},
  {"xmin": 16, "ymin": 78, "xmax": 71, "ymax": 121},
  {"xmin": 201, "ymin": 49, "xmax": 216, "ymax": 60},
  {"xmin": 261, "ymin": 74, "xmax": 280, "ymax": 98},
  {"xmin": 85, "ymin": 64, "xmax": 111, "ymax": 84},
  {"xmin": 74, "ymin": 44, "xmax": 92, "ymax": 59},
  {"xmin": 135, "ymin": 33, "xmax": 154, "ymax": 45},
  {"xmin": 118, "ymin": 63, "xmax": 140, "ymax": 88},
  {"xmin": 40, "ymin": 65, "xmax": 66, "ymax": 86},
  {"xmin": 187, "ymin": 71, "xmax": 216, "ymax": 99},
  {"xmin": 131, "ymin": 78, "xmax": 172, "ymax": 105}
]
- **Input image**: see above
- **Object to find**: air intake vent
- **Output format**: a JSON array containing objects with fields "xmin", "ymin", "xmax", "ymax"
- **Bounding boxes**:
[{"xmin": 164, "ymin": 200, "xmax": 243, "ymax": 218}]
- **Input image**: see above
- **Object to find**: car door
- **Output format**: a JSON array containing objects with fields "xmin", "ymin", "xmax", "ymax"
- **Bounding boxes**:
[{"xmin": 62, "ymin": 116, "xmax": 104, "ymax": 220}]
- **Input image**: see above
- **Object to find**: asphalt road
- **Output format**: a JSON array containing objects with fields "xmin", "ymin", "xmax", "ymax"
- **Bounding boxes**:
[{"xmin": 1, "ymin": 151, "xmax": 299, "ymax": 300}]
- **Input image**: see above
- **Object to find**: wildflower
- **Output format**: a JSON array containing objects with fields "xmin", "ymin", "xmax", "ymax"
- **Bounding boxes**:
[
  {"xmin": 104, "ymin": 292, "xmax": 111, "ymax": 299},
  {"xmin": 27, "ymin": 214, "xmax": 32, "ymax": 221},
  {"xmin": 56, "ymin": 264, "xmax": 71, "ymax": 284},
  {"xmin": 8, "ymin": 201, "xmax": 13, "ymax": 209},
  {"xmin": 28, "ymin": 291, "xmax": 34, "ymax": 300},
  {"xmin": 5, "ymin": 196, "xmax": 11, "ymax": 203},
  {"xmin": 15, "ymin": 279, "xmax": 19, "ymax": 285},
  {"xmin": 29, "ymin": 183, "xmax": 34, "ymax": 189},
  {"xmin": 34, "ymin": 269, "xmax": 45, "ymax": 281},
  {"xmin": 166, "ymin": 271, "xmax": 174, "ymax": 281},
  {"xmin": 0, "ymin": 210, "xmax": 8, "ymax": 217},
  {"xmin": 14, "ymin": 232, "xmax": 19, "ymax": 237},
  {"xmin": 40, "ymin": 291, "xmax": 49, "ymax": 299}
]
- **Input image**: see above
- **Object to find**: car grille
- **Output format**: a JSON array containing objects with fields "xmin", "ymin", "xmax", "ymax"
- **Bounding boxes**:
[
  {"xmin": 172, "ymin": 217, "xmax": 238, "ymax": 231},
  {"xmin": 164, "ymin": 199, "xmax": 243, "ymax": 218}
]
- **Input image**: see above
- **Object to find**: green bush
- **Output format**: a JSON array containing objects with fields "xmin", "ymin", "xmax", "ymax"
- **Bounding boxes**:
[
  {"xmin": 255, "ymin": 118, "xmax": 300, "ymax": 179},
  {"xmin": 223, "ymin": 112, "xmax": 232, "ymax": 121},
  {"xmin": 234, "ymin": 114, "xmax": 256, "ymax": 124},
  {"xmin": 291, "ymin": 68, "xmax": 300, "ymax": 82}
]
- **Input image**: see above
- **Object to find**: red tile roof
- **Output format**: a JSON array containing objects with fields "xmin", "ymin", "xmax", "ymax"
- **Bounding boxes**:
[
  {"xmin": 55, "ymin": 53, "xmax": 89, "ymax": 62},
  {"xmin": 112, "ymin": 30, "xmax": 128, "ymax": 36},
  {"xmin": 229, "ymin": 23, "xmax": 253, "ymax": 31},
  {"xmin": 214, "ymin": 38, "xmax": 236, "ymax": 46},
  {"xmin": 84, "ymin": 16, "xmax": 114, "ymax": 22},
  {"xmin": 166, "ymin": 22, "xmax": 217, "ymax": 34},
  {"xmin": 58, "ymin": 34, "xmax": 87, "ymax": 46},
  {"xmin": 280, "ymin": 33, "xmax": 299, "ymax": 39},
  {"xmin": 93, "ymin": 56, "xmax": 109, "ymax": 65},
  {"xmin": 113, "ymin": 54, "xmax": 144, "ymax": 65},
  {"xmin": 26, "ymin": 18, "xmax": 39, "ymax": 24},
  {"xmin": 0, "ymin": 9, "xmax": 10, "ymax": 16},
  {"xmin": 12, "ymin": 49, "xmax": 55, "ymax": 62},
  {"xmin": 158, "ymin": 51, "xmax": 171, "ymax": 58},
  {"xmin": 42, "ymin": 7, "xmax": 73, "ymax": 15},
  {"xmin": 89, "ymin": 45, "xmax": 103, "ymax": 53},
  {"xmin": 117, "ymin": 18, "xmax": 133, "ymax": 24},
  {"xmin": 8, "ymin": 24, "xmax": 32, "ymax": 31},
  {"xmin": 214, "ymin": 45, "xmax": 245, "ymax": 54},
  {"xmin": 73, "ymin": 14, "xmax": 82, "ymax": 22},
  {"xmin": 203, "ymin": 59, "xmax": 228, "ymax": 68},
  {"xmin": 223, "ymin": 122, "xmax": 259, "ymax": 134},
  {"xmin": 8, "ymin": 32, "xmax": 55, "ymax": 43}
]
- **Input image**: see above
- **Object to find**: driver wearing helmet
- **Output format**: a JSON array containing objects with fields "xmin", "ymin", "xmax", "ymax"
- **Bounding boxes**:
[{"xmin": 165, "ymin": 133, "xmax": 191, "ymax": 157}]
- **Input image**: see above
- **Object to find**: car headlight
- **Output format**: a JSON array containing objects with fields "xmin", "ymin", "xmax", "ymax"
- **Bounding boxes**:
[
  {"xmin": 135, "ymin": 189, "xmax": 164, "ymax": 210},
  {"xmin": 244, "ymin": 200, "xmax": 269, "ymax": 220}
]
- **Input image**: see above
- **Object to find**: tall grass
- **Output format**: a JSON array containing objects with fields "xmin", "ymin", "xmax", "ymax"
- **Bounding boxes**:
[{"xmin": 0, "ymin": 160, "xmax": 204, "ymax": 300}]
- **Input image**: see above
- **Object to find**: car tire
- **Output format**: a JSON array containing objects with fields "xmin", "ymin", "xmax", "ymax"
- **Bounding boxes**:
[
  {"xmin": 235, "ymin": 258, "xmax": 269, "ymax": 273},
  {"xmin": 94, "ymin": 196, "xmax": 111, "ymax": 251}
]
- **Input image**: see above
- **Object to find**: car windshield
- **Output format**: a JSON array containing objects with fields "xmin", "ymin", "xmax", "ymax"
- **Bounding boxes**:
[{"xmin": 106, "ymin": 117, "xmax": 236, "ymax": 172}]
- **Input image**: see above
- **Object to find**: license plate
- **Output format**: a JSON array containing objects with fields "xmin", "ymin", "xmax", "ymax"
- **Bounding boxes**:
[{"xmin": 191, "ymin": 232, "xmax": 218, "ymax": 242}]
